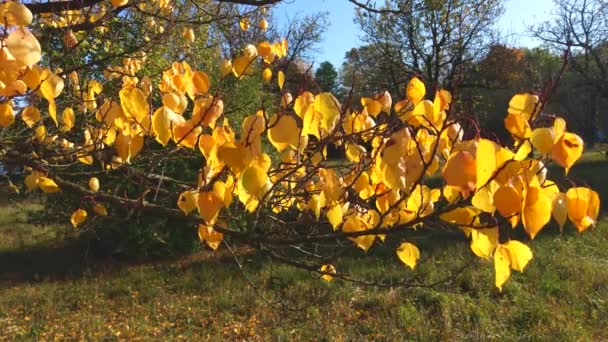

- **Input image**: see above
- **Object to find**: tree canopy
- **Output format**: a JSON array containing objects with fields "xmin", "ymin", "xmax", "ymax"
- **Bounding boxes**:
[{"xmin": 0, "ymin": 0, "xmax": 602, "ymax": 291}]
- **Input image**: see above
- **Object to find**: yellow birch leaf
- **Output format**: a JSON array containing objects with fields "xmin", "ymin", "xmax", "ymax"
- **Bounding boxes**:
[
  {"xmin": 470, "ymin": 227, "xmax": 498, "ymax": 260},
  {"xmin": 508, "ymin": 93, "xmax": 540, "ymax": 120},
  {"xmin": 5, "ymin": 26, "xmax": 41, "ymax": 67},
  {"xmin": 88, "ymin": 177, "xmax": 100, "ymax": 192},
  {"xmin": 191, "ymin": 71, "xmax": 210, "ymax": 95},
  {"xmin": 320, "ymin": 264, "xmax": 336, "ymax": 282},
  {"xmin": 551, "ymin": 132, "xmax": 583, "ymax": 174},
  {"xmin": 62, "ymin": 107, "xmax": 75, "ymax": 131},
  {"xmin": 530, "ymin": 127, "xmax": 555, "ymax": 155},
  {"xmin": 343, "ymin": 216, "xmax": 375, "ymax": 252},
  {"xmin": 314, "ymin": 92, "xmax": 341, "ymax": 135},
  {"xmin": 503, "ymin": 240, "xmax": 532, "ymax": 272},
  {"xmin": 278, "ymin": 70, "xmax": 285, "ymax": 90},
  {"xmin": 93, "ymin": 204, "xmax": 108, "ymax": 216},
  {"xmin": 552, "ymin": 193, "xmax": 568, "ymax": 231},
  {"xmin": 0, "ymin": 103, "xmax": 15, "ymax": 128},
  {"xmin": 406, "ymin": 76, "xmax": 425, "ymax": 106},
  {"xmin": 198, "ymin": 224, "xmax": 224, "ymax": 250},
  {"xmin": 327, "ymin": 204, "xmax": 343, "ymax": 230},
  {"xmin": 38, "ymin": 177, "xmax": 60, "ymax": 193},
  {"xmin": 493, "ymin": 185, "xmax": 522, "ymax": 217},
  {"xmin": 566, "ymin": 187, "xmax": 600, "ymax": 232},
  {"xmin": 494, "ymin": 245, "xmax": 511, "ymax": 291},
  {"xmin": 522, "ymin": 184, "xmax": 552, "ymax": 239},
  {"xmin": 21, "ymin": 106, "xmax": 41, "ymax": 128},
  {"xmin": 178, "ymin": 190, "xmax": 199, "ymax": 215},
  {"xmin": 267, "ymin": 114, "xmax": 299, "ymax": 152},
  {"xmin": 262, "ymin": 68, "xmax": 272, "ymax": 82},
  {"xmin": 119, "ymin": 86, "xmax": 149, "ymax": 122},
  {"xmin": 476, "ymin": 139, "xmax": 498, "ymax": 189},
  {"xmin": 152, "ymin": 106, "xmax": 181, "ymax": 146},
  {"xmin": 70, "ymin": 209, "xmax": 87, "ymax": 228},
  {"xmin": 396, "ymin": 242, "xmax": 420, "ymax": 270}
]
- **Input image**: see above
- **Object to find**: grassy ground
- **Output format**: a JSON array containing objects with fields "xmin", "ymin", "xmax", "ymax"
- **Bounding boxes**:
[{"xmin": 1, "ymin": 157, "xmax": 607, "ymax": 340}]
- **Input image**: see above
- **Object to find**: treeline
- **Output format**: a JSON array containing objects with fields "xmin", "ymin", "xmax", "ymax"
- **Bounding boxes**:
[{"xmin": 311, "ymin": 0, "xmax": 608, "ymax": 146}]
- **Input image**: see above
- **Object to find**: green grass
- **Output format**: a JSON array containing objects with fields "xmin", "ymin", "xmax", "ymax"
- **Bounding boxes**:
[{"xmin": 0, "ymin": 157, "xmax": 607, "ymax": 340}]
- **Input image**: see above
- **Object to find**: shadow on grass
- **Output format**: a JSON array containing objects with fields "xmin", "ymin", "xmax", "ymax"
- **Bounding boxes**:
[{"xmin": 1, "ymin": 158, "xmax": 606, "ymax": 286}]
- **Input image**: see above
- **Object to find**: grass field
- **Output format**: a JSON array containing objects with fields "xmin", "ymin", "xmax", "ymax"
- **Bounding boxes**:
[{"xmin": 1, "ymin": 156, "xmax": 607, "ymax": 340}]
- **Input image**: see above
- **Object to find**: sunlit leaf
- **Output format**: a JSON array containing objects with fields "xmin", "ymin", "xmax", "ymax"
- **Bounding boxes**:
[{"xmin": 396, "ymin": 242, "xmax": 420, "ymax": 270}]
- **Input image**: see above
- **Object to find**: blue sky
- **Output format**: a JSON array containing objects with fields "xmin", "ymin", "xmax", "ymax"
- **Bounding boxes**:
[{"xmin": 274, "ymin": 0, "xmax": 555, "ymax": 67}]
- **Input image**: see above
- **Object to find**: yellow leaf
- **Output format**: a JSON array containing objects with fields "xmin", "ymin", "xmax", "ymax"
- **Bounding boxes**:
[
  {"xmin": 217, "ymin": 141, "xmax": 249, "ymax": 175},
  {"xmin": 342, "ymin": 215, "xmax": 375, "ymax": 251},
  {"xmin": 493, "ymin": 185, "xmax": 522, "ymax": 217},
  {"xmin": 70, "ymin": 209, "xmax": 87, "ymax": 228},
  {"xmin": 34, "ymin": 125, "xmax": 46, "ymax": 143},
  {"xmin": 442, "ymin": 151, "xmax": 476, "ymax": 195},
  {"xmin": 551, "ymin": 132, "xmax": 583, "ymax": 174},
  {"xmin": 191, "ymin": 71, "xmax": 210, "ymax": 95},
  {"xmin": 198, "ymin": 224, "xmax": 223, "ymax": 250},
  {"xmin": 471, "ymin": 183, "xmax": 496, "ymax": 213},
  {"xmin": 476, "ymin": 139, "xmax": 498, "ymax": 189},
  {"xmin": 470, "ymin": 227, "xmax": 498, "ymax": 260},
  {"xmin": 152, "ymin": 106, "xmax": 182, "ymax": 146},
  {"xmin": 566, "ymin": 187, "xmax": 600, "ymax": 232},
  {"xmin": 24, "ymin": 171, "xmax": 41, "ymax": 192},
  {"xmin": 262, "ymin": 68, "xmax": 272, "ymax": 82},
  {"xmin": 38, "ymin": 177, "xmax": 60, "ymax": 193},
  {"xmin": 192, "ymin": 97, "xmax": 223, "ymax": 127},
  {"xmin": 111, "ymin": 0, "xmax": 129, "ymax": 7},
  {"xmin": 361, "ymin": 97, "xmax": 382, "ymax": 117},
  {"xmin": 0, "ymin": 103, "xmax": 15, "ymax": 128},
  {"xmin": 183, "ymin": 27, "xmax": 195, "ymax": 42},
  {"xmin": 257, "ymin": 41, "xmax": 273, "ymax": 58},
  {"xmin": 396, "ymin": 242, "xmax": 420, "ymax": 270},
  {"xmin": 39, "ymin": 71, "xmax": 64, "ymax": 126},
  {"xmin": 314, "ymin": 93, "xmax": 341, "ymax": 136},
  {"xmin": 267, "ymin": 114, "xmax": 299, "ymax": 152},
  {"xmin": 2, "ymin": 1, "xmax": 33, "ymax": 26},
  {"xmin": 93, "ymin": 204, "xmax": 108, "ymax": 216},
  {"xmin": 21, "ymin": 106, "xmax": 41, "ymax": 128},
  {"xmin": 88, "ymin": 177, "xmax": 100, "ymax": 192},
  {"xmin": 239, "ymin": 17, "xmax": 250, "ymax": 31},
  {"xmin": 494, "ymin": 245, "xmax": 511, "ymax": 291},
  {"xmin": 278, "ymin": 70, "xmax": 285, "ymax": 90},
  {"xmin": 503, "ymin": 240, "xmax": 532, "ymax": 272},
  {"xmin": 508, "ymin": 93, "xmax": 540, "ymax": 120},
  {"xmin": 220, "ymin": 59, "xmax": 232, "ymax": 77},
  {"xmin": 5, "ymin": 26, "xmax": 41, "ymax": 67},
  {"xmin": 406, "ymin": 76, "xmax": 425, "ymax": 106},
  {"xmin": 239, "ymin": 165, "xmax": 270, "ymax": 198},
  {"xmin": 119, "ymin": 87, "xmax": 149, "ymax": 122},
  {"xmin": 521, "ymin": 183, "xmax": 552, "ymax": 239},
  {"xmin": 62, "ymin": 107, "xmax": 75, "ymax": 131},
  {"xmin": 327, "ymin": 204, "xmax": 343, "ymax": 230},
  {"xmin": 345, "ymin": 143, "xmax": 365, "ymax": 163},
  {"xmin": 530, "ymin": 127, "xmax": 555, "ymax": 155},
  {"xmin": 232, "ymin": 55, "xmax": 253, "ymax": 78},
  {"xmin": 552, "ymin": 193, "xmax": 568, "ymax": 231},
  {"xmin": 172, "ymin": 120, "xmax": 202, "ymax": 149},
  {"xmin": 178, "ymin": 190, "xmax": 199, "ymax": 215},
  {"xmin": 553, "ymin": 117, "xmax": 566, "ymax": 139},
  {"xmin": 320, "ymin": 264, "xmax": 336, "ymax": 282},
  {"xmin": 259, "ymin": 18, "xmax": 268, "ymax": 30},
  {"xmin": 198, "ymin": 191, "xmax": 224, "ymax": 224},
  {"xmin": 504, "ymin": 113, "xmax": 531, "ymax": 139}
]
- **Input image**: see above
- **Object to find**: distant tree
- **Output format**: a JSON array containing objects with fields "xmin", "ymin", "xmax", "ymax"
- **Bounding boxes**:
[
  {"xmin": 350, "ymin": 0, "xmax": 504, "ymax": 95},
  {"xmin": 314, "ymin": 61, "xmax": 339, "ymax": 93},
  {"xmin": 532, "ymin": 0, "xmax": 608, "ymax": 144}
]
